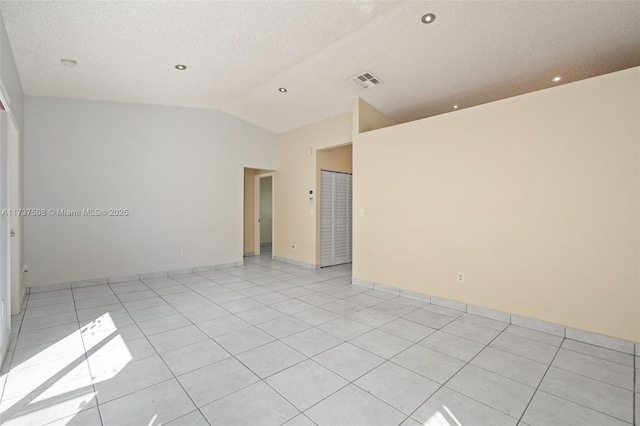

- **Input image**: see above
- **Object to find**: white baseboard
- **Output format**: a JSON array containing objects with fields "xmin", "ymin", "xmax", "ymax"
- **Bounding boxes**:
[
  {"xmin": 272, "ymin": 255, "xmax": 320, "ymax": 270},
  {"xmin": 352, "ymin": 277, "xmax": 637, "ymax": 353},
  {"xmin": 27, "ymin": 260, "xmax": 245, "ymax": 294}
]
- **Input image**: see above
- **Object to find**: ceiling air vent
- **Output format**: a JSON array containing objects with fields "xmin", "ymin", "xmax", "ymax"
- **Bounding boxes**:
[{"xmin": 350, "ymin": 72, "xmax": 382, "ymax": 90}]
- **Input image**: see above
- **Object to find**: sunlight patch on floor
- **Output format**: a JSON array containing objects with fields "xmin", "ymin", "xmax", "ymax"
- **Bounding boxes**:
[
  {"xmin": 13, "ymin": 330, "xmax": 84, "ymax": 372},
  {"xmin": 88, "ymin": 334, "xmax": 132, "ymax": 382},
  {"xmin": 0, "ymin": 313, "xmax": 131, "ymax": 426},
  {"xmin": 424, "ymin": 405, "xmax": 463, "ymax": 426}
]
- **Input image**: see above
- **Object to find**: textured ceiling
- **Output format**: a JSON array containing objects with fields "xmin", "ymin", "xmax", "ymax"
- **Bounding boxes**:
[{"xmin": 1, "ymin": 1, "xmax": 639, "ymax": 134}]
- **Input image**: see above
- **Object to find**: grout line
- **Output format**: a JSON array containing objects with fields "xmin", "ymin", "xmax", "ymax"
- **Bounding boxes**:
[
  {"xmin": 516, "ymin": 337, "xmax": 564, "ymax": 425},
  {"xmin": 267, "ymin": 300, "xmax": 492, "ymax": 423},
  {"xmin": 138, "ymin": 265, "xmax": 350, "ymax": 420},
  {"xmin": 9, "ymin": 293, "xmax": 32, "ymax": 353},
  {"xmin": 210, "ymin": 266, "xmax": 418, "ymax": 423},
  {"xmin": 164, "ymin": 409, "xmax": 210, "ymax": 425},
  {"xmin": 107, "ymin": 284, "xmax": 216, "ymax": 424},
  {"xmin": 292, "ymin": 300, "xmax": 518, "ymax": 423},
  {"xmin": 560, "ymin": 340, "xmax": 636, "ymax": 365},
  {"xmin": 534, "ymin": 387, "xmax": 634, "ymax": 425},
  {"xmin": 175, "ymin": 275, "xmax": 385, "ymax": 421},
  {"xmin": 456, "ymin": 338, "xmax": 635, "ymax": 394},
  {"xmin": 549, "ymin": 349, "xmax": 635, "ymax": 390},
  {"xmin": 488, "ymin": 325, "xmax": 563, "ymax": 350},
  {"xmin": 633, "ymin": 345, "xmax": 636, "ymax": 426},
  {"xmin": 70, "ymin": 283, "xmax": 104, "ymax": 426},
  {"xmin": 261, "ymin": 319, "xmax": 417, "ymax": 422},
  {"xmin": 402, "ymin": 326, "xmax": 520, "ymax": 423}
]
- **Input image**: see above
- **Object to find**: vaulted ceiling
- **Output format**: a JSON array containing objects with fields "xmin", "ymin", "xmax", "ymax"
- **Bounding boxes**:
[{"xmin": 1, "ymin": 1, "xmax": 639, "ymax": 133}]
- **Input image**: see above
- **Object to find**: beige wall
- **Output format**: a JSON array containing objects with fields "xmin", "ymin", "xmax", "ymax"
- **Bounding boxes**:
[
  {"xmin": 317, "ymin": 144, "xmax": 353, "ymax": 174},
  {"xmin": 316, "ymin": 144, "xmax": 353, "ymax": 264},
  {"xmin": 274, "ymin": 113, "xmax": 352, "ymax": 265},
  {"xmin": 355, "ymin": 98, "xmax": 396, "ymax": 134},
  {"xmin": 353, "ymin": 67, "xmax": 640, "ymax": 342}
]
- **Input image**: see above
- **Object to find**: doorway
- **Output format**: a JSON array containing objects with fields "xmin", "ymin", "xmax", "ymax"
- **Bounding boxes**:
[
  {"xmin": 254, "ymin": 173, "xmax": 273, "ymax": 257},
  {"xmin": 316, "ymin": 144, "xmax": 352, "ymax": 268},
  {"xmin": 320, "ymin": 170, "xmax": 352, "ymax": 267},
  {"xmin": 243, "ymin": 168, "xmax": 274, "ymax": 258}
]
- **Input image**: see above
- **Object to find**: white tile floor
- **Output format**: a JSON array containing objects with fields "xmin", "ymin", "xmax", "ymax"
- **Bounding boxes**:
[{"xmin": 1, "ymin": 251, "xmax": 637, "ymax": 426}]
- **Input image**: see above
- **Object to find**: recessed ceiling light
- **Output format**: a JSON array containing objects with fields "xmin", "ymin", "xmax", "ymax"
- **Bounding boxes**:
[
  {"xmin": 453, "ymin": 105, "xmax": 459, "ymax": 109},
  {"xmin": 175, "ymin": 64, "xmax": 187, "ymax": 70},
  {"xmin": 552, "ymin": 76, "xmax": 562, "ymax": 83},
  {"xmin": 421, "ymin": 13, "xmax": 436, "ymax": 24},
  {"xmin": 61, "ymin": 59, "xmax": 77, "ymax": 67},
  {"xmin": 278, "ymin": 88, "xmax": 287, "ymax": 93}
]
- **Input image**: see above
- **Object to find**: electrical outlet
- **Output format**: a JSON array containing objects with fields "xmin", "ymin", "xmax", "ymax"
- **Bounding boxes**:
[
  {"xmin": 457, "ymin": 272, "xmax": 465, "ymax": 283},
  {"xmin": 181, "ymin": 249, "xmax": 187, "ymax": 256},
  {"xmin": 291, "ymin": 242, "xmax": 296, "ymax": 249}
]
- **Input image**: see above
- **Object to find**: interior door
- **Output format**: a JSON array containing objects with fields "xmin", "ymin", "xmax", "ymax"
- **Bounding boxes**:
[
  {"xmin": 0, "ymin": 113, "xmax": 11, "ymax": 364},
  {"xmin": 320, "ymin": 170, "xmax": 352, "ymax": 267},
  {"xmin": 333, "ymin": 172, "xmax": 350, "ymax": 265},
  {"xmin": 320, "ymin": 171, "xmax": 334, "ymax": 267},
  {"xmin": 9, "ymin": 115, "xmax": 21, "ymax": 314}
]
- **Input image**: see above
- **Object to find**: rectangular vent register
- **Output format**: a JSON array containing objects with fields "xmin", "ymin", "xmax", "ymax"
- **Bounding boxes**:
[{"xmin": 350, "ymin": 72, "xmax": 382, "ymax": 90}]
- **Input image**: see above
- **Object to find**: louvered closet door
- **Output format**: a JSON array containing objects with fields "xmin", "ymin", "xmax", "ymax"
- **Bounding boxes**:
[
  {"xmin": 348, "ymin": 174, "xmax": 353, "ymax": 261},
  {"xmin": 333, "ymin": 172, "xmax": 351, "ymax": 265},
  {"xmin": 320, "ymin": 171, "xmax": 335, "ymax": 267},
  {"xmin": 320, "ymin": 170, "xmax": 352, "ymax": 267}
]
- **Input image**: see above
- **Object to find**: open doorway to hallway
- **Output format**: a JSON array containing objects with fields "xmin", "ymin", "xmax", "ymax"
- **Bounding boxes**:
[{"xmin": 243, "ymin": 168, "xmax": 274, "ymax": 258}]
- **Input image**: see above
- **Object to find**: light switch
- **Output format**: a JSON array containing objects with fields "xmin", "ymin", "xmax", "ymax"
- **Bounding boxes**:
[{"xmin": 360, "ymin": 208, "xmax": 365, "ymax": 217}]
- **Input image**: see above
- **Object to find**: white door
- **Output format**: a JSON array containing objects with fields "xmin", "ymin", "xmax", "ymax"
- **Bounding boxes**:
[
  {"xmin": 9, "ymin": 115, "xmax": 21, "ymax": 314},
  {"xmin": 320, "ymin": 170, "xmax": 352, "ymax": 267},
  {"xmin": 320, "ymin": 171, "xmax": 334, "ymax": 267},
  {"xmin": 0, "ymin": 113, "xmax": 11, "ymax": 363}
]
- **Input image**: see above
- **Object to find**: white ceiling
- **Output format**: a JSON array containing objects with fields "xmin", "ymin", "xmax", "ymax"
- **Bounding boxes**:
[{"xmin": 1, "ymin": 1, "xmax": 639, "ymax": 134}]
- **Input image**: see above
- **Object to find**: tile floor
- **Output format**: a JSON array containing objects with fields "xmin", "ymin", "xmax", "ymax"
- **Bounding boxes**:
[{"xmin": 0, "ymin": 252, "xmax": 637, "ymax": 425}]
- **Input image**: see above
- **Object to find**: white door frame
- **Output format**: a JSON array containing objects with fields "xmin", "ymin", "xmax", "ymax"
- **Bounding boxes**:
[
  {"xmin": 254, "ymin": 172, "xmax": 274, "ymax": 256},
  {"xmin": 0, "ymin": 81, "xmax": 13, "ymax": 366},
  {"xmin": 8, "ymin": 112, "xmax": 22, "ymax": 315}
]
